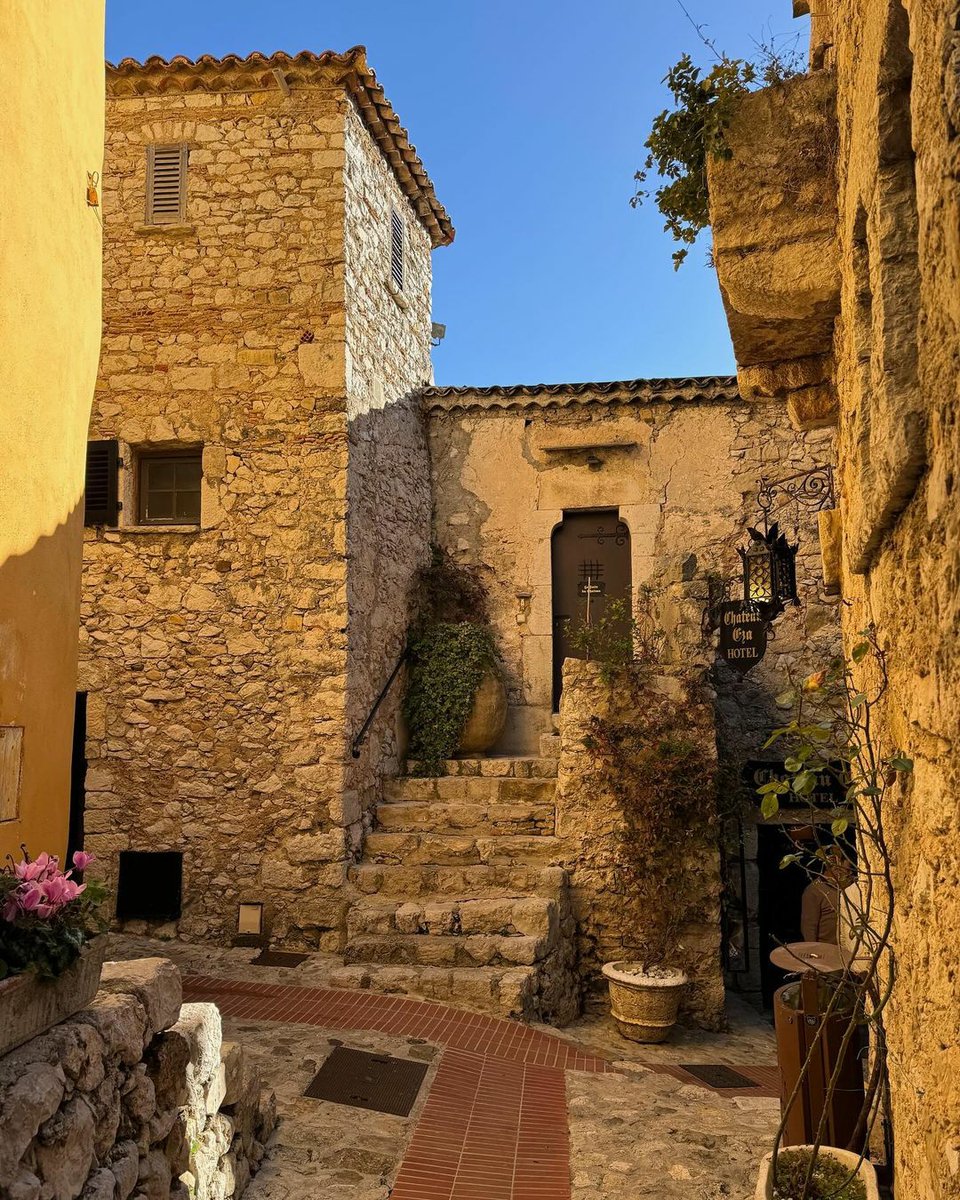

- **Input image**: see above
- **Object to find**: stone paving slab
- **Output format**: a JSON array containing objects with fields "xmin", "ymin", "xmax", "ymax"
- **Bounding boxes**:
[
  {"xmin": 105, "ymin": 935, "xmax": 784, "ymax": 1199},
  {"xmin": 568, "ymin": 1065, "xmax": 781, "ymax": 1199}
]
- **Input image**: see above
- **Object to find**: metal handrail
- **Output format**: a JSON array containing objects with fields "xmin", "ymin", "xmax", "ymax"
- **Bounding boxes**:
[{"xmin": 350, "ymin": 645, "xmax": 407, "ymax": 759}]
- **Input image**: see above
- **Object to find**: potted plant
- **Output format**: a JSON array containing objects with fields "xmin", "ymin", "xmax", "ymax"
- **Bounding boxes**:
[
  {"xmin": 404, "ymin": 547, "xmax": 505, "ymax": 773},
  {"xmin": 571, "ymin": 593, "xmax": 718, "ymax": 1041},
  {"xmin": 602, "ymin": 961, "xmax": 688, "ymax": 1043},
  {"xmin": 0, "ymin": 849, "xmax": 108, "ymax": 1054},
  {"xmin": 756, "ymin": 1147, "xmax": 876, "ymax": 1199}
]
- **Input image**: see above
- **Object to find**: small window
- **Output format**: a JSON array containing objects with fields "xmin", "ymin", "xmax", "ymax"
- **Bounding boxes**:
[
  {"xmin": 116, "ymin": 851, "xmax": 183, "ymax": 922},
  {"xmin": 390, "ymin": 209, "xmax": 404, "ymax": 291},
  {"xmin": 139, "ymin": 452, "xmax": 202, "ymax": 525},
  {"xmin": 146, "ymin": 144, "xmax": 188, "ymax": 224}
]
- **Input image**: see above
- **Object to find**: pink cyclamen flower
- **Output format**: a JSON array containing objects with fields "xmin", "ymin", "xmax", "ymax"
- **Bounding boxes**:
[
  {"xmin": 1, "ymin": 895, "xmax": 19, "ymax": 922},
  {"xmin": 71, "ymin": 851, "xmax": 95, "ymax": 872},
  {"xmin": 18, "ymin": 883, "xmax": 45, "ymax": 912}
]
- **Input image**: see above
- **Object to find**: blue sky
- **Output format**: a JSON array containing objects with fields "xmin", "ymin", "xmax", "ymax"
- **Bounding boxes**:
[{"xmin": 105, "ymin": 0, "xmax": 807, "ymax": 387}]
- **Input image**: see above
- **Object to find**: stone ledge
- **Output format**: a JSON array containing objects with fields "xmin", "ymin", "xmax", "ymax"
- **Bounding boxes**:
[{"xmin": 133, "ymin": 223, "xmax": 197, "ymax": 237}]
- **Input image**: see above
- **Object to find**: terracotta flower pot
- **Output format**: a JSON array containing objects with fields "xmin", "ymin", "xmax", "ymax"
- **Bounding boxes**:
[
  {"xmin": 457, "ymin": 667, "xmax": 507, "ymax": 755},
  {"xmin": 602, "ymin": 961, "xmax": 687, "ymax": 1043},
  {"xmin": 0, "ymin": 937, "xmax": 107, "ymax": 1056},
  {"xmin": 755, "ymin": 1146, "xmax": 879, "ymax": 1199}
]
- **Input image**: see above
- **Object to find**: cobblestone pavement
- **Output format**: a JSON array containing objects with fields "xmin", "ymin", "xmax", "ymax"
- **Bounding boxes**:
[{"xmin": 106, "ymin": 937, "xmax": 781, "ymax": 1199}]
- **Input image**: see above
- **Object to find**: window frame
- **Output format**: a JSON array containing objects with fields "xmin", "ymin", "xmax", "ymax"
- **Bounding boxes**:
[{"xmin": 137, "ymin": 450, "xmax": 203, "ymax": 526}]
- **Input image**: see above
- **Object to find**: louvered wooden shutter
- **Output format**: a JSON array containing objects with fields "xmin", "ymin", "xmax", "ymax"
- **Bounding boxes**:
[
  {"xmin": 146, "ymin": 144, "xmax": 187, "ymax": 224},
  {"xmin": 390, "ymin": 210, "xmax": 404, "ymax": 291},
  {"xmin": 84, "ymin": 440, "xmax": 120, "ymax": 526}
]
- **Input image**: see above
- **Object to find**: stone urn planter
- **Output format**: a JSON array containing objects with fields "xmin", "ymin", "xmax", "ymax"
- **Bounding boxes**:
[
  {"xmin": 602, "ymin": 961, "xmax": 687, "ymax": 1043},
  {"xmin": 755, "ymin": 1146, "xmax": 879, "ymax": 1199},
  {"xmin": 0, "ymin": 937, "xmax": 107, "ymax": 1056},
  {"xmin": 457, "ymin": 667, "xmax": 507, "ymax": 755}
]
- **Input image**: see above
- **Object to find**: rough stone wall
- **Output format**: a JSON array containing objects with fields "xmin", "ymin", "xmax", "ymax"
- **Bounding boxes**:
[
  {"xmin": 425, "ymin": 392, "xmax": 840, "ymax": 757},
  {"xmin": 824, "ymin": 1, "xmax": 960, "ymax": 1192},
  {"xmin": 81, "ymin": 79, "xmax": 437, "ymax": 950},
  {"xmin": 556, "ymin": 660, "xmax": 725, "ymax": 1027},
  {"xmin": 0, "ymin": 958, "xmax": 274, "ymax": 1200},
  {"xmin": 341, "ymin": 101, "xmax": 434, "ymax": 840}
]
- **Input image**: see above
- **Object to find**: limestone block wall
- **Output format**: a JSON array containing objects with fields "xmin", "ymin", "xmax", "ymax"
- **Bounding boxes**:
[
  {"xmin": 556, "ymin": 660, "xmax": 724, "ymax": 1027},
  {"xmin": 82, "ymin": 67, "xmax": 440, "ymax": 948},
  {"xmin": 341, "ymin": 100, "xmax": 434, "ymax": 839},
  {"xmin": 81, "ymin": 82, "xmax": 354, "ymax": 948},
  {"xmin": 821, "ymin": 0, "xmax": 960, "ymax": 1192},
  {"xmin": 0, "ymin": 958, "xmax": 274, "ymax": 1200}
]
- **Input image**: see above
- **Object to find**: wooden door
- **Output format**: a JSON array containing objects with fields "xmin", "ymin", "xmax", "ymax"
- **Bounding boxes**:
[{"xmin": 550, "ymin": 510, "xmax": 632, "ymax": 709}]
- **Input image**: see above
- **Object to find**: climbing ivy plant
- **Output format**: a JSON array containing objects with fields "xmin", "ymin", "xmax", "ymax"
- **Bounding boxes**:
[{"xmin": 403, "ymin": 547, "xmax": 498, "ymax": 776}]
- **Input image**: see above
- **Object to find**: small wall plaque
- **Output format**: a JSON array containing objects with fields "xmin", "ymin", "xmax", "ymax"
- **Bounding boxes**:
[{"xmin": 0, "ymin": 727, "xmax": 24, "ymax": 822}]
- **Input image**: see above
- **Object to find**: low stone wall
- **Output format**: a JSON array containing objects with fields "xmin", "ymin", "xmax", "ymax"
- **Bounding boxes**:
[
  {"xmin": 0, "ymin": 958, "xmax": 275, "ymax": 1200},
  {"xmin": 556, "ymin": 660, "xmax": 725, "ymax": 1029}
]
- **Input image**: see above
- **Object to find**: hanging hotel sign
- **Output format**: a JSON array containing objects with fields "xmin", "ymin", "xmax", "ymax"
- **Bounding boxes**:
[
  {"xmin": 743, "ymin": 760, "xmax": 848, "ymax": 810},
  {"xmin": 717, "ymin": 601, "xmax": 768, "ymax": 673}
]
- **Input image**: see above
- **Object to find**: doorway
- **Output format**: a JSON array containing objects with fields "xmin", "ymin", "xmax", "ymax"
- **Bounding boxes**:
[
  {"xmin": 550, "ymin": 509, "xmax": 632, "ymax": 710},
  {"xmin": 67, "ymin": 692, "xmax": 87, "ymax": 866},
  {"xmin": 757, "ymin": 823, "xmax": 856, "ymax": 1007}
]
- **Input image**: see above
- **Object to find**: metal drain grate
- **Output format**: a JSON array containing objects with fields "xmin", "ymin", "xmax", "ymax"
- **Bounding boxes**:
[
  {"xmin": 251, "ymin": 949, "xmax": 308, "ymax": 967},
  {"xmin": 304, "ymin": 1046, "xmax": 428, "ymax": 1116},
  {"xmin": 680, "ymin": 1064, "xmax": 759, "ymax": 1089}
]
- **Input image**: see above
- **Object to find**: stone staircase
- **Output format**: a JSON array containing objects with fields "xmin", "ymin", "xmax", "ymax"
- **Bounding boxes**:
[{"xmin": 331, "ymin": 739, "xmax": 579, "ymax": 1023}]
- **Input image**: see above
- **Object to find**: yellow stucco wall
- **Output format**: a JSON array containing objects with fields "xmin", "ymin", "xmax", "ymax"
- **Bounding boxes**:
[{"xmin": 0, "ymin": 1, "xmax": 105, "ymax": 863}]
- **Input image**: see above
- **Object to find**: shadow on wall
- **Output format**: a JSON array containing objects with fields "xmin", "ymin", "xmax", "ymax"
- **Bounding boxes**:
[{"xmin": 0, "ymin": 499, "xmax": 86, "ymax": 864}]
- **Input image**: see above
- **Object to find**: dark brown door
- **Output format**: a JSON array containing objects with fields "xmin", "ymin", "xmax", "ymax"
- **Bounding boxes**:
[{"xmin": 551, "ymin": 509, "xmax": 632, "ymax": 709}]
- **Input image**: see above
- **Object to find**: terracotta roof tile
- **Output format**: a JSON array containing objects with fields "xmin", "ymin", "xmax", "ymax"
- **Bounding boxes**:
[
  {"xmin": 422, "ymin": 375, "xmax": 741, "ymax": 411},
  {"xmin": 106, "ymin": 47, "xmax": 454, "ymax": 248}
]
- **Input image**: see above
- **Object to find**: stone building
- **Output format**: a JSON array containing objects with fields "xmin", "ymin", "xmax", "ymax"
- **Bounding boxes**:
[
  {"xmin": 0, "ymin": 0, "xmax": 105, "ymax": 864},
  {"xmin": 81, "ymin": 49, "xmax": 449, "ymax": 948},
  {"xmin": 80, "ymin": 49, "xmax": 842, "ymax": 1022},
  {"xmin": 708, "ymin": 0, "xmax": 960, "ymax": 1193}
]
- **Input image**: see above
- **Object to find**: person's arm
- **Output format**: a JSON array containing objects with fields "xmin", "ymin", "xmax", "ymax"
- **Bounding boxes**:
[{"xmin": 801, "ymin": 882, "xmax": 821, "ymax": 942}]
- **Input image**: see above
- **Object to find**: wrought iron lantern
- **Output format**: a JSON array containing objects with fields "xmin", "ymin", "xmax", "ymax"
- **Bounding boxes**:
[{"xmin": 738, "ymin": 522, "xmax": 799, "ymax": 616}]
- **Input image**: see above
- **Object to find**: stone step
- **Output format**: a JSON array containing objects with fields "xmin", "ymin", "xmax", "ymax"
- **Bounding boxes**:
[
  {"xmin": 347, "ymin": 895, "xmax": 558, "ymax": 940},
  {"xmin": 384, "ymin": 776, "xmax": 556, "ymax": 803},
  {"xmin": 375, "ymin": 801, "xmax": 555, "ymax": 837},
  {"xmin": 539, "ymin": 733, "xmax": 561, "ymax": 759},
  {"xmin": 328, "ymin": 963, "xmax": 540, "ymax": 1019},
  {"xmin": 405, "ymin": 756, "xmax": 558, "ymax": 779},
  {"xmin": 362, "ymin": 832, "xmax": 564, "ymax": 867},
  {"xmin": 348, "ymin": 862, "xmax": 567, "ymax": 899},
  {"xmin": 344, "ymin": 931, "xmax": 549, "ymax": 968}
]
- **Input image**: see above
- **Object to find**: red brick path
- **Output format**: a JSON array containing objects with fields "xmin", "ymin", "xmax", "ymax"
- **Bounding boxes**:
[{"xmin": 182, "ymin": 975, "xmax": 777, "ymax": 1200}]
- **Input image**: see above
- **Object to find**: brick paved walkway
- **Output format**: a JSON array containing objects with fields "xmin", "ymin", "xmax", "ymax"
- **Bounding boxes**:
[{"xmin": 183, "ymin": 975, "xmax": 777, "ymax": 1200}]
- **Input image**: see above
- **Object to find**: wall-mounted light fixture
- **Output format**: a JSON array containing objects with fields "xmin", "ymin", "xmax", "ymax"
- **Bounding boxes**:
[{"xmin": 738, "ymin": 522, "xmax": 798, "ymax": 617}]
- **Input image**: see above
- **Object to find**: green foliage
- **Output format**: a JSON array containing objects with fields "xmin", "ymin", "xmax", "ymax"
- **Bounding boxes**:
[
  {"xmin": 404, "ymin": 622, "xmax": 498, "ymax": 777},
  {"xmin": 633, "ymin": 45, "xmax": 803, "ymax": 268},
  {"xmin": 568, "ymin": 589, "xmax": 665, "ymax": 683},
  {"xmin": 403, "ymin": 547, "xmax": 499, "ymax": 776},
  {"xmin": 772, "ymin": 1149, "xmax": 866, "ymax": 1200}
]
